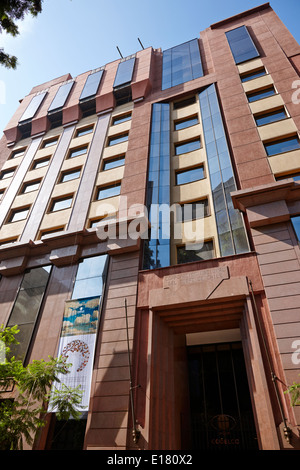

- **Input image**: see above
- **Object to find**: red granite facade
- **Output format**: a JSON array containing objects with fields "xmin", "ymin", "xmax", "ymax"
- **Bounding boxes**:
[{"xmin": 1, "ymin": 3, "xmax": 300, "ymax": 451}]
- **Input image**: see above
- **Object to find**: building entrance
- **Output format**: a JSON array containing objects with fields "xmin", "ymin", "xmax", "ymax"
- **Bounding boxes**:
[{"xmin": 187, "ymin": 342, "xmax": 259, "ymax": 450}]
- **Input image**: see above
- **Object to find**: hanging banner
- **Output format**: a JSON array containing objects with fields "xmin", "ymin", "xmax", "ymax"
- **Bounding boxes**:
[{"xmin": 49, "ymin": 296, "xmax": 100, "ymax": 412}]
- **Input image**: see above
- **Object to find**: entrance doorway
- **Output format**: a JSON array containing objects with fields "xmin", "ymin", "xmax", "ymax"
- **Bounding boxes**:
[{"xmin": 187, "ymin": 342, "xmax": 259, "ymax": 450}]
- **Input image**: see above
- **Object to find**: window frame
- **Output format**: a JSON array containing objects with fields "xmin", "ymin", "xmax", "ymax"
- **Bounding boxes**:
[
  {"xmin": 41, "ymin": 137, "xmax": 59, "ymax": 149},
  {"xmin": 174, "ymin": 114, "xmax": 199, "ymax": 131},
  {"xmin": 108, "ymin": 132, "xmax": 129, "ymax": 147},
  {"xmin": 21, "ymin": 179, "xmax": 42, "ymax": 194},
  {"xmin": 32, "ymin": 157, "xmax": 51, "ymax": 170},
  {"xmin": 175, "ymin": 137, "xmax": 201, "ymax": 156},
  {"xmin": 102, "ymin": 155, "xmax": 125, "ymax": 171},
  {"xmin": 112, "ymin": 113, "xmax": 132, "ymax": 126},
  {"xmin": 59, "ymin": 168, "xmax": 82, "ymax": 183},
  {"xmin": 75, "ymin": 125, "xmax": 94, "ymax": 138},
  {"xmin": 49, "ymin": 195, "xmax": 73, "ymax": 213},
  {"xmin": 0, "ymin": 168, "xmax": 16, "ymax": 180},
  {"xmin": 96, "ymin": 182, "xmax": 121, "ymax": 200},
  {"xmin": 247, "ymin": 86, "xmax": 276, "ymax": 103},
  {"xmin": 176, "ymin": 198, "xmax": 210, "ymax": 222},
  {"xmin": 264, "ymin": 135, "xmax": 300, "ymax": 157},
  {"xmin": 68, "ymin": 145, "xmax": 89, "ymax": 159},
  {"xmin": 240, "ymin": 67, "xmax": 267, "ymax": 83},
  {"xmin": 10, "ymin": 148, "xmax": 27, "ymax": 159},
  {"xmin": 176, "ymin": 239, "xmax": 215, "ymax": 264},
  {"xmin": 8, "ymin": 206, "xmax": 31, "ymax": 223},
  {"xmin": 175, "ymin": 165, "xmax": 205, "ymax": 185}
]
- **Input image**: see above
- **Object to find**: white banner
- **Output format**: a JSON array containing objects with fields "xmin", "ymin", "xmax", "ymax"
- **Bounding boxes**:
[{"xmin": 49, "ymin": 296, "xmax": 100, "ymax": 412}]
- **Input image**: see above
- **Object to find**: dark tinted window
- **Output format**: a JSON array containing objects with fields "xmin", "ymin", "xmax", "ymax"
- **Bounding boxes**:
[
  {"xmin": 177, "ymin": 241, "xmax": 214, "ymax": 264},
  {"xmin": 173, "ymin": 96, "xmax": 196, "ymax": 110},
  {"xmin": 176, "ymin": 166, "xmax": 204, "ymax": 185},
  {"xmin": 19, "ymin": 92, "xmax": 47, "ymax": 123},
  {"xmin": 177, "ymin": 199, "xmax": 209, "ymax": 221},
  {"xmin": 226, "ymin": 26, "xmax": 259, "ymax": 64},
  {"xmin": 80, "ymin": 70, "xmax": 104, "ymax": 101},
  {"xmin": 255, "ymin": 108, "xmax": 287, "ymax": 126},
  {"xmin": 247, "ymin": 86, "xmax": 276, "ymax": 102},
  {"xmin": 7, "ymin": 266, "xmax": 51, "ymax": 362},
  {"xmin": 264, "ymin": 136, "xmax": 300, "ymax": 156},
  {"xmin": 113, "ymin": 57, "xmax": 136, "ymax": 89},
  {"xmin": 48, "ymin": 81, "xmax": 74, "ymax": 113}
]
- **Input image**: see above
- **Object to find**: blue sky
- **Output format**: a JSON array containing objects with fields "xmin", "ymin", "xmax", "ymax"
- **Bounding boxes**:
[{"xmin": 0, "ymin": 0, "xmax": 300, "ymax": 135}]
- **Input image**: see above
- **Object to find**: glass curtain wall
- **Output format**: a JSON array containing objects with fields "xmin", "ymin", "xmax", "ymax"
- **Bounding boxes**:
[
  {"xmin": 143, "ymin": 103, "xmax": 171, "ymax": 269},
  {"xmin": 162, "ymin": 39, "xmax": 204, "ymax": 90},
  {"xmin": 199, "ymin": 84, "xmax": 249, "ymax": 256},
  {"xmin": 7, "ymin": 266, "xmax": 52, "ymax": 361}
]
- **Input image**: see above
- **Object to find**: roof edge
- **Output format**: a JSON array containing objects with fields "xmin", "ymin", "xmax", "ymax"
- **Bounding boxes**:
[{"xmin": 210, "ymin": 3, "xmax": 271, "ymax": 29}]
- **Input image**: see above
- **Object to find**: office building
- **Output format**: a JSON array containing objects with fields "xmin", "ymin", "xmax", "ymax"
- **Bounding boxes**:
[{"xmin": 1, "ymin": 2, "xmax": 300, "ymax": 450}]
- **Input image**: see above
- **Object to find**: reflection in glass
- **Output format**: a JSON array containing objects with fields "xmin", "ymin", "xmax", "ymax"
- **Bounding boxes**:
[
  {"xmin": 80, "ymin": 70, "xmax": 104, "ymax": 101},
  {"xmin": 48, "ymin": 81, "xmax": 74, "ymax": 113},
  {"xmin": 177, "ymin": 241, "xmax": 214, "ymax": 264},
  {"xmin": 255, "ymin": 108, "xmax": 287, "ymax": 126},
  {"xmin": 72, "ymin": 255, "xmax": 108, "ymax": 300},
  {"xmin": 162, "ymin": 39, "xmax": 204, "ymax": 90},
  {"xmin": 19, "ymin": 92, "xmax": 47, "ymax": 124},
  {"xmin": 264, "ymin": 136, "xmax": 300, "ymax": 156},
  {"xmin": 226, "ymin": 26, "xmax": 259, "ymax": 64},
  {"xmin": 143, "ymin": 103, "xmax": 171, "ymax": 269},
  {"xmin": 7, "ymin": 266, "xmax": 51, "ymax": 361},
  {"xmin": 176, "ymin": 166, "xmax": 204, "ymax": 185},
  {"xmin": 113, "ymin": 57, "xmax": 136, "ymax": 89},
  {"xmin": 199, "ymin": 84, "xmax": 249, "ymax": 256}
]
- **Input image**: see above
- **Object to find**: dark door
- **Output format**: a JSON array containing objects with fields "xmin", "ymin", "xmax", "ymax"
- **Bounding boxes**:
[{"xmin": 188, "ymin": 342, "xmax": 259, "ymax": 450}]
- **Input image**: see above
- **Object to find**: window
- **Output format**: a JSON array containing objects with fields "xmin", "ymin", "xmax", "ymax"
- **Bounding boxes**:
[
  {"xmin": 10, "ymin": 148, "xmax": 26, "ymax": 159},
  {"xmin": 177, "ymin": 240, "xmax": 214, "ymax": 264},
  {"xmin": 40, "ymin": 227, "xmax": 65, "ymax": 238},
  {"xmin": 113, "ymin": 57, "xmax": 136, "ymax": 89},
  {"xmin": 48, "ymin": 81, "xmax": 74, "ymax": 113},
  {"xmin": 173, "ymin": 96, "xmax": 196, "ymax": 110},
  {"xmin": 176, "ymin": 166, "xmax": 204, "ymax": 185},
  {"xmin": 175, "ymin": 115, "xmax": 198, "ymax": 131},
  {"xmin": 247, "ymin": 86, "xmax": 276, "ymax": 103},
  {"xmin": 276, "ymin": 173, "xmax": 300, "ymax": 182},
  {"xmin": 255, "ymin": 108, "xmax": 287, "ymax": 126},
  {"xmin": 291, "ymin": 216, "xmax": 300, "ymax": 242},
  {"xmin": 42, "ymin": 137, "xmax": 59, "ymax": 148},
  {"xmin": 113, "ymin": 113, "xmax": 132, "ymax": 126},
  {"xmin": 175, "ymin": 138, "xmax": 201, "ymax": 156},
  {"xmin": 177, "ymin": 199, "xmax": 209, "ymax": 221},
  {"xmin": 80, "ymin": 69, "xmax": 104, "ymax": 101},
  {"xmin": 264, "ymin": 136, "xmax": 300, "ymax": 156},
  {"xmin": 75, "ymin": 126, "xmax": 94, "ymax": 137},
  {"xmin": 21, "ymin": 180, "xmax": 41, "ymax": 193},
  {"xmin": 162, "ymin": 39, "xmax": 204, "ymax": 90},
  {"xmin": 89, "ymin": 214, "xmax": 116, "ymax": 228},
  {"xmin": 6, "ymin": 266, "xmax": 51, "ymax": 362},
  {"xmin": 68, "ymin": 146, "xmax": 88, "ymax": 159},
  {"xmin": 60, "ymin": 168, "xmax": 81, "ymax": 183},
  {"xmin": 0, "ymin": 168, "xmax": 15, "ymax": 180},
  {"xmin": 240, "ymin": 67, "xmax": 266, "ymax": 82},
  {"xmin": 103, "ymin": 155, "xmax": 125, "ymax": 171},
  {"xmin": 32, "ymin": 157, "xmax": 50, "ymax": 169},
  {"xmin": 226, "ymin": 26, "xmax": 259, "ymax": 64},
  {"xmin": 108, "ymin": 133, "xmax": 129, "ymax": 146},
  {"xmin": 50, "ymin": 196, "xmax": 73, "ymax": 212},
  {"xmin": 71, "ymin": 254, "xmax": 108, "ymax": 300},
  {"xmin": 97, "ymin": 183, "xmax": 121, "ymax": 200},
  {"xmin": 8, "ymin": 207, "xmax": 30, "ymax": 223},
  {"xmin": 19, "ymin": 92, "xmax": 47, "ymax": 124}
]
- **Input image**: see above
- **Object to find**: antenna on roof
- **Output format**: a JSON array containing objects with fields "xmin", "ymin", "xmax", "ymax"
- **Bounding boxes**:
[
  {"xmin": 116, "ymin": 46, "xmax": 123, "ymax": 59},
  {"xmin": 138, "ymin": 38, "xmax": 145, "ymax": 50}
]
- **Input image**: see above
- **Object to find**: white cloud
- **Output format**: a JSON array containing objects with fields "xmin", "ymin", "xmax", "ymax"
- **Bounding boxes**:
[{"xmin": 0, "ymin": 14, "xmax": 36, "ymax": 48}]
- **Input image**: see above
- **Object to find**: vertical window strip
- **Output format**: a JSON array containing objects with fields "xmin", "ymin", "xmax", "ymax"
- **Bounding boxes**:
[
  {"xmin": 199, "ymin": 84, "xmax": 249, "ymax": 256},
  {"xmin": 143, "ymin": 103, "xmax": 171, "ymax": 269}
]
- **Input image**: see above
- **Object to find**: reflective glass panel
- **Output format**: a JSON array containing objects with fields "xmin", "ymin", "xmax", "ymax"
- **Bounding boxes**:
[
  {"xmin": 7, "ymin": 266, "xmax": 51, "ymax": 361},
  {"xmin": 19, "ymin": 92, "xmax": 47, "ymax": 123},
  {"xmin": 247, "ymin": 87, "xmax": 275, "ymax": 102},
  {"xmin": 69, "ymin": 146, "xmax": 88, "ymax": 158},
  {"xmin": 48, "ymin": 81, "xmax": 74, "ymax": 113},
  {"xmin": 22, "ymin": 180, "xmax": 41, "ymax": 193},
  {"xmin": 33, "ymin": 158, "xmax": 50, "ymax": 169},
  {"xmin": 51, "ymin": 197, "xmax": 73, "ymax": 212},
  {"xmin": 162, "ymin": 39, "xmax": 203, "ymax": 90},
  {"xmin": 175, "ymin": 138, "xmax": 201, "ymax": 155},
  {"xmin": 177, "ymin": 241, "xmax": 214, "ymax": 264},
  {"xmin": 113, "ymin": 57, "xmax": 136, "ymax": 88},
  {"xmin": 103, "ymin": 156, "xmax": 125, "ymax": 170},
  {"xmin": 226, "ymin": 26, "xmax": 259, "ymax": 64},
  {"xmin": 80, "ymin": 70, "xmax": 104, "ymax": 101},
  {"xmin": 76, "ymin": 126, "xmax": 94, "ymax": 137},
  {"xmin": 72, "ymin": 255, "xmax": 108, "ymax": 299},
  {"xmin": 108, "ymin": 133, "xmax": 129, "ymax": 146},
  {"xmin": 9, "ymin": 208, "xmax": 30, "ymax": 222},
  {"xmin": 241, "ymin": 68, "xmax": 266, "ymax": 82},
  {"xmin": 113, "ymin": 113, "xmax": 132, "ymax": 125},
  {"xmin": 255, "ymin": 108, "xmax": 287, "ymax": 126},
  {"xmin": 1, "ymin": 169, "xmax": 15, "ymax": 180},
  {"xmin": 97, "ymin": 183, "xmax": 121, "ymax": 200},
  {"xmin": 176, "ymin": 166, "xmax": 204, "ymax": 185},
  {"xmin": 265, "ymin": 136, "xmax": 300, "ymax": 156},
  {"xmin": 60, "ymin": 169, "xmax": 81, "ymax": 183},
  {"xmin": 175, "ymin": 116, "xmax": 198, "ymax": 130}
]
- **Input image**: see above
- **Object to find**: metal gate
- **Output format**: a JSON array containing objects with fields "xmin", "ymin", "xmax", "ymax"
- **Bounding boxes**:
[{"xmin": 188, "ymin": 342, "xmax": 259, "ymax": 450}]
